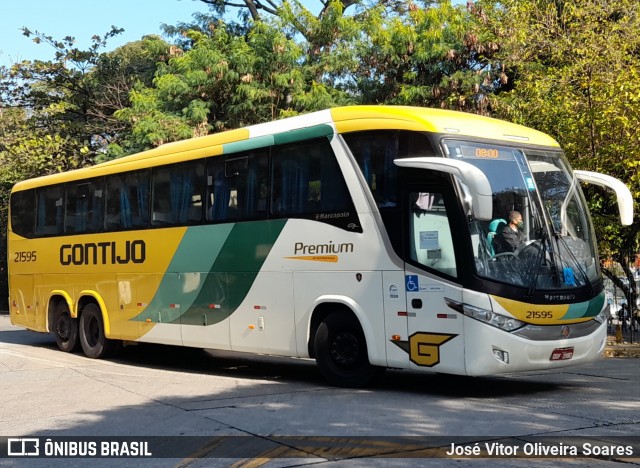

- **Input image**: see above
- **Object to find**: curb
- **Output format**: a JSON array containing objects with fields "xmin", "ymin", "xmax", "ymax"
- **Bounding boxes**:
[{"xmin": 604, "ymin": 343, "xmax": 640, "ymax": 358}]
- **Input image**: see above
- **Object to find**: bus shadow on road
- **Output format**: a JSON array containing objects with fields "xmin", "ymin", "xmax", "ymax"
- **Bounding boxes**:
[
  {"xmin": 109, "ymin": 342, "xmax": 563, "ymax": 398},
  {"xmin": 0, "ymin": 327, "xmax": 57, "ymax": 346},
  {"xmin": 0, "ymin": 326, "xmax": 564, "ymax": 398}
]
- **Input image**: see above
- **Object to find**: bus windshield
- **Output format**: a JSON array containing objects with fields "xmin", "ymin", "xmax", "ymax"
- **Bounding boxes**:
[{"xmin": 443, "ymin": 140, "xmax": 599, "ymax": 291}]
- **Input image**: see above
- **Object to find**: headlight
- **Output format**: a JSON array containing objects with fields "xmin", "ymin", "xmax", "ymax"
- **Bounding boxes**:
[
  {"xmin": 446, "ymin": 299, "xmax": 525, "ymax": 332},
  {"xmin": 464, "ymin": 304, "xmax": 526, "ymax": 331}
]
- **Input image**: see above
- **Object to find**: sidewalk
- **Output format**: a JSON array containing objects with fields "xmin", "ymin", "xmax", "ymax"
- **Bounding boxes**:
[{"xmin": 605, "ymin": 336, "xmax": 640, "ymax": 358}]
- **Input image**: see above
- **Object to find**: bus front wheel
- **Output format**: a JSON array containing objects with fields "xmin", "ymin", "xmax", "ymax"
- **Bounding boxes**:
[
  {"xmin": 79, "ymin": 303, "xmax": 120, "ymax": 359},
  {"xmin": 314, "ymin": 311, "xmax": 381, "ymax": 387},
  {"xmin": 52, "ymin": 302, "xmax": 78, "ymax": 353}
]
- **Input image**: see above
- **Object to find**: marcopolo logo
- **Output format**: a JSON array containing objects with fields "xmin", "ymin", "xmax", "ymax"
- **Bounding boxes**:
[{"xmin": 59, "ymin": 240, "xmax": 146, "ymax": 266}]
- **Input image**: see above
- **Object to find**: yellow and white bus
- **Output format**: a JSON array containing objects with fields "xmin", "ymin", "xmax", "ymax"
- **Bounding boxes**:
[{"xmin": 7, "ymin": 106, "xmax": 634, "ymax": 386}]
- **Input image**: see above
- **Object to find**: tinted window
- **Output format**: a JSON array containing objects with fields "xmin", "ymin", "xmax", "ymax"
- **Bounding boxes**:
[
  {"xmin": 35, "ymin": 185, "xmax": 65, "ymax": 236},
  {"xmin": 207, "ymin": 149, "xmax": 269, "ymax": 222},
  {"xmin": 65, "ymin": 178, "xmax": 105, "ymax": 234},
  {"xmin": 105, "ymin": 170, "xmax": 150, "ymax": 230},
  {"xmin": 343, "ymin": 130, "xmax": 435, "ymax": 209},
  {"xmin": 10, "ymin": 189, "xmax": 35, "ymax": 238},
  {"xmin": 270, "ymin": 138, "xmax": 360, "ymax": 231},
  {"xmin": 152, "ymin": 161, "xmax": 205, "ymax": 226}
]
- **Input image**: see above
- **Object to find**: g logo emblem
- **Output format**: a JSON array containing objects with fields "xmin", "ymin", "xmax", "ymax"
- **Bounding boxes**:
[{"xmin": 408, "ymin": 332, "xmax": 457, "ymax": 367}]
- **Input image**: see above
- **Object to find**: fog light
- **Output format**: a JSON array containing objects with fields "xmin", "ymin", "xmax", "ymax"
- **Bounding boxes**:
[{"xmin": 492, "ymin": 348, "xmax": 509, "ymax": 364}]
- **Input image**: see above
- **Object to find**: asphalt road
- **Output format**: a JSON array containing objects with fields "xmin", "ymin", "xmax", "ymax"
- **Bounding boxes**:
[{"xmin": 0, "ymin": 313, "xmax": 638, "ymax": 467}]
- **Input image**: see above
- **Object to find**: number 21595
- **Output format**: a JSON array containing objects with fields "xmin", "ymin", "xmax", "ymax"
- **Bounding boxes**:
[{"xmin": 14, "ymin": 251, "xmax": 37, "ymax": 262}]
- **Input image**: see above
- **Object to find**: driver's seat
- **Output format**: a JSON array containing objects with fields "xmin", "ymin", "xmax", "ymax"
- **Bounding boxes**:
[{"xmin": 487, "ymin": 218, "xmax": 507, "ymax": 256}]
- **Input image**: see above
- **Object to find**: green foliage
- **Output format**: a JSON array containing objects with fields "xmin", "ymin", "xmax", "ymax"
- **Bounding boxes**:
[
  {"xmin": 115, "ymin": 0, "xmax": 502, "ymax": 151},
  {"xmin": 2, "ymin": 29, "xmax": 172, "ymax": 162},
  {"xmin": 115, "ymin": 19, "xmax": 354, "ymax": 152},
  {"xmin": 348, "ymin": 1, "xmax": 501, "ymax": 112}
]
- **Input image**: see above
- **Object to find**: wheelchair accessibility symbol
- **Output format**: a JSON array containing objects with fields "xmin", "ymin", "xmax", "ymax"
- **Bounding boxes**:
[{"xmin": 405, "ymin": 275, "xmax": 419, "ymax": 292}]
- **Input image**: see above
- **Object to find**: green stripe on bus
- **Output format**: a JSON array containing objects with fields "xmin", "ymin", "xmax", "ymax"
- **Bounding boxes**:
[
  {"xmin": 273, "ymin": 125, "xmax": 334, "ymax": 145},
  {"xmin": 133, "ymin": 220, "xmax": 286, "ymax": 325},
  {"xmin": 168, "ymin": 225, "xmax": 234, "ymax": 272},
  {"xmin": 132, "ymin": 224, "xmax": 235, "ymax": 323},
  {"xmin": 561, "ymin": 292, "xmax": 605, "ymax": 319},
  {"xmin": 220, "ymin": 124, "xmax": 333, "ymax": 154},
  {"xmin": 179, "ymin": 219, "xmax": 287, "ymax": 325},
  {"xmin": 223, "ymin": 135, "xmax": 274, "ymax": 154}
]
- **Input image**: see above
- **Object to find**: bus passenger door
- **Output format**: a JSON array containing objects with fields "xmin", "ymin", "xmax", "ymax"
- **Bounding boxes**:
[
  {"xmin": 403, "ymin": 186, "xmax": 466, "ymax": 375},
  {"xmin": 383, "ymin": 270, "xmax": 412, "ymax": 368}
]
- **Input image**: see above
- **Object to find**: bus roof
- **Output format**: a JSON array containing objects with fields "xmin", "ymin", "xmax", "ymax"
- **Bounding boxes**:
[{"xmin": 11, "ymin": 105, "xmax": 560, "ymax": 192}]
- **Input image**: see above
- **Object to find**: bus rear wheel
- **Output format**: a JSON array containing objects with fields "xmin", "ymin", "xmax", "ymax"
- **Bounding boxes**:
[
  {"xmin": 314, "ymin": 311, "xmax": 381, "ymax": 387},
  {"xmin": 52, "ymin": 302, "xmax": 78, "ymax": 353},
  {"xmin": 79, "ymin": 303, "xmax": 120, "ymax": 359}
]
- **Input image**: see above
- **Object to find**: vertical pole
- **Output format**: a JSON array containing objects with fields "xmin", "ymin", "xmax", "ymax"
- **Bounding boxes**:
[{"xmin": 629, "ymin": 249, "xmax": 635, "ymax": 343}]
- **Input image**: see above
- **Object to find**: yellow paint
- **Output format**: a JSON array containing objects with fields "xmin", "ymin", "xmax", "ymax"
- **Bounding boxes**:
[
  {"xmin": 491, "ymin": 295, "xmax": 590, "ymax": 325},
  {"xmin": 331, "ymin": 106, "xmax": 560, "ymax": 147},
  {"xmin": 409, "ymin": 332, "xmax": 456, "ymax": 367},
  {"xmin": 284, "ymin": 255, "xmax": 339, "ymax": 263},
  {"xmin": 8, "ymin": 227, "xmax": 187, "ymax": 339}
]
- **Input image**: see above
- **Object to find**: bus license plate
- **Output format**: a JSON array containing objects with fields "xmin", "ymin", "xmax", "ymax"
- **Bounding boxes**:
[{"xmin": 550, "ymin": 347, "xmax": 574, "ymax": 361}]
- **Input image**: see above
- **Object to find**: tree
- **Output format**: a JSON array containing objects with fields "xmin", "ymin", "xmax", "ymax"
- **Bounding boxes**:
[
  {"xmin": 349, "ymin": 0, "xmax": 502, "ymax": 111},
  {"xmin": 191, "ymin": 0, "xmax": 414, "ymax": 83},
  {"xmin": 115, "ymin": 20, "xmax": 353, "ymax": 151},
  {"xmin": 4, "ymin": 27, "xmax": 125, "ymax": 164},
  {"xmin": 482, "ymin": 0, "xmax": 640, "ymax": 307},
  {"xmin": 2, "ymin": 28, "xmax": 173, "ymax": 161},
  {"xmin": 196, "ymin": 0, "xmax": 402, "ymax": 24}
]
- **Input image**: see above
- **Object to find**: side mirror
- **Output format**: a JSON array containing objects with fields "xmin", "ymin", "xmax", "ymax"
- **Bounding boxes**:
[
  {"xmin": 394, "ymin": 157, "xmax": 493, "ymax": 220},
  {"xmin": 574, "ymin": 170, "xmax": 634, "ymax": 226}
]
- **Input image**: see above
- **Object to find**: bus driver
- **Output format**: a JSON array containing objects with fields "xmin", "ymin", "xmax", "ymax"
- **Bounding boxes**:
[{"xmin": 495, "ymin": 210, "xmax": 525, "ymax": 253}]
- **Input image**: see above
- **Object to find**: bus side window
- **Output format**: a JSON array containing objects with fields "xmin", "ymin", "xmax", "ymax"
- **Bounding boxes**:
[
  {"xmin": 207, "ymin": 150, "xmax": 269, "ymax": 223},
  {"xmin": 10, "ymin": 189, "xmax": 35, "ymax": 238},
  {"xmin": 408, "ymin": 191, "xmax": 457, "ymax": 278},
  {"xmin": 65, "ymin": 178, "xmax": 104, "ymax": 234},
  {"xmin": 105, "ymin": 171, "xmax": 150, "ymax": 231},
  {"xmin": 152, "ymin": 161, "xmax": 204, "ymax": 227},
  {"xmin": 35, "ymin": 185, "xmax": 65, "ymax": 236},
  {"xmin": 343, "ymin": 130, "xmax": 436, "ymax": 209},
  {"xmin": 270, "ymin": 138, "xmax": 351, "ymax": 217},
  {"xmin": 207, "ymin": 158, "xmax": 228, "ymax": 221}
]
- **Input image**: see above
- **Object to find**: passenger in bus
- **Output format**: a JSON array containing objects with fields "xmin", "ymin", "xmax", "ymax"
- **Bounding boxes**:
[{"xmin": 494, "ymin": 211, "xmax": 525, "ymax": 253}]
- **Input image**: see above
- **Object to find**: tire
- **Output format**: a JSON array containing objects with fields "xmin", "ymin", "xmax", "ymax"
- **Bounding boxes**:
[
  {"xmin": 79, "ymin": 303, "xmax": 120, "ymax": 359},
  {"xmin": 314, "ymin": 311, "xmax": 382, "ymax": 387},
  {"xmin": 52, "ymin": 302, "xmax": 79, "ymax": 353}
]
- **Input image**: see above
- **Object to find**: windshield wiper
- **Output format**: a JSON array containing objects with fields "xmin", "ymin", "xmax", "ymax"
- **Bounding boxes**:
[{"xmin": 526, "ymin": 230, "xmax": 550, "ymax": 299}]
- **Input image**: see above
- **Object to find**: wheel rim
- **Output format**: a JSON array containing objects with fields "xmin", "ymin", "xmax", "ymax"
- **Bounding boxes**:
[
  {"xmin": 56, "ymin": 314, "xmax": 71, "ymax": 341},
  {"xmin": 330, "ymin": 331, "xmax": 361, "ymax": 369},
  {"xmin": 87, "ymin": 316, "xmax": 100, "ymax": 348}
]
